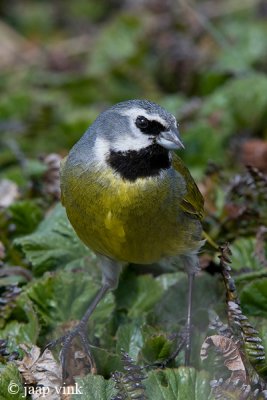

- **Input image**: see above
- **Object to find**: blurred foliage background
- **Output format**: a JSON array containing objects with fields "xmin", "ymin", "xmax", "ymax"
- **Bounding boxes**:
[
  {"xmin": 1, "ymin": 0, "xmax": 267, "ymax": 176},
  {"xmin": 0, "ymin": 1, "xmax": 267, "ymax": 399}
]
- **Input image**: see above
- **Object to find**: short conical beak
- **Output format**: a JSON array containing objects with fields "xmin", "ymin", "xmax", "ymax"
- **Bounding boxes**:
[{"xmin": 156, "ymin": 128, "xmax": 185, "ymax": 150}]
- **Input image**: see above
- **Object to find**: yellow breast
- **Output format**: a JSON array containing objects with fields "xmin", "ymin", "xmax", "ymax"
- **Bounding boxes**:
[{"xmin": 60, "ymin": 163, "xmax": 201, "ymax": 264}]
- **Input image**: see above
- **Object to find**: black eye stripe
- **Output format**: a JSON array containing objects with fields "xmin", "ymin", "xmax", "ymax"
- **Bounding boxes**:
[{"xmin": 135, "ymin": 116, "xmax": 167, "ymax": 135}]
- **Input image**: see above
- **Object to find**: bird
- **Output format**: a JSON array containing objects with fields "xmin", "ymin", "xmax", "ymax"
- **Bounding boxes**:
[{"xmin": 48, "ymin": 99, "xmax": 204, "ymax": 379}]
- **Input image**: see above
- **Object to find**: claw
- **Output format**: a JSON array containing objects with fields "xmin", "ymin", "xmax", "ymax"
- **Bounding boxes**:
[
  {"xmin": 60, "ymin": 334, "xmax": 74, "ymax": 381},
  {"xmin": 44, "ymin": 335, "xmax": 67, "ymax": 351},
  {"xmin": 45, "ymin": 323, "xmax": 96, "ymax": 382},
  {"xmin": 78, "ymin": 329, "xmax": 96, "ymax": 372}
]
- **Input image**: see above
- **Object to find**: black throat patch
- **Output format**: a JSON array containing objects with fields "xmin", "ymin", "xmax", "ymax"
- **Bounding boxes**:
[{"xmin": 107, "ymin": 144, "xmax": 171, "ymax": 181}]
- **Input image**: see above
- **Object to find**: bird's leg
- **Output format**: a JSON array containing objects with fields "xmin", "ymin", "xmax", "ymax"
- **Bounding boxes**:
[
  {"xmin": 184, "ymin": 272, "xmax": 194, "ymax": 366},
  {"xmin": 182, "ymin": 252, "xmax": 200, "ymax": 366},
  {"xmin": 45, "ymin": 284, "xmax": 110, "ymax": 381},
  {"xmin": 45, "ymin": 256, "xmax": 122, "ymax": 382},
  {"xmin": 157, "ymin": 254, "xmax": 198, "ymax": 368}
]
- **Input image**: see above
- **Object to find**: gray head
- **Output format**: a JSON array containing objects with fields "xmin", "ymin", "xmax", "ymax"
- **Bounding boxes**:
[
  {"xmin": 84, "ymin": 99, "xmax": 184, "ymax": 162},
  {"xmin": 68, "ymin": 100, "xmax": 184, "ymax": 178}
]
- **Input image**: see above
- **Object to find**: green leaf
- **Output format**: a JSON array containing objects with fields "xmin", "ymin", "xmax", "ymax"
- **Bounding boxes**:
[
  {"xmin": 115, "ymin": 320, "xmax": 176, "ymax": 365},
  {"xmin": 231, "ymin": 237, "xmax": 262, "ymax": 272},
  {"xmin": 225, "ymin": 74, "xmax": 267, "ymax": 129},
  {"xmin": 72, "ymin": 374, "xmax": 116, "ymax": 400},
  {"xmin": 240, "ymin": 278, "xmax": 267, "ymax": 318},
  {"xmin": 0, "ymin": 363, "xmax": 25, "ymax": 400},
  {"xmin": 23, "ymin": 159, "xmax": 47, "ymax": 179},
  {"xmin": 115, "ymin": 321, "xmax": 144, "ymax": 360},
  {"xmin": 235, "ymin": 271, "xmax": 267, "ymax": 285},
  {"xmin": 141, "ymin": 334, "xmax": 173, "ymax": 364},
  {"xmin": 9, "ymin": 200, "xmax": 43, "ymax": 236},
  {"xmin": 0, "ymin": 91, "xmax": 31, "ymax": 119},
  {"xmin": 115, "ymin": 271, "xmax": 164, "ymax": 318},
  {"xmin": 145, "ymin": 367, "xmax": 211, "ymax": 400},
  {"xmin": 201, "ymin": 74, "xmax": 267, "ymax": 133},
  {"xmin": 153, "ymin": 273, "xmax": 222, "ymax": 331},
  {"xmin": 159, "ymin": 95, "xmax": 187, "ymax": 117},
  {"xmin": 150, "ymin": 273, "xmax": 222, "ymax": 368},
  {"xmin": 25, "ymin": 270, "xmax": 114, "ymax": 340},
  {"xmin": 14, "ymin": 203, "xmax": 96, "ymax": 275},
  {"xmin": 0, "ymin": 294, "xmax": 39, "ymax": 352},
  {"xmin": 182, "ymin": 122, "xmax": 226, "ymax": 172},
  {"xmin": 88, "ymin": 14, "xmax": 142, "ymax": 75},
  {"xmin": 73, "ymin": 368, "xmax": 212, "ymax": 400},
  {"xmin": 91, "ymin": 347, "xmax": 122, "ymax": 377},
  {"xmin": 216, "ymin": 20, "xmax": 267, "ymax": 73}
]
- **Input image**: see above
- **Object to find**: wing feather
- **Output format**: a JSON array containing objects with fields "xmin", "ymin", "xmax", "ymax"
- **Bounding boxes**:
[{"xmin": 172, "ymin": 153, "xmax": 204, "ymax": 220}]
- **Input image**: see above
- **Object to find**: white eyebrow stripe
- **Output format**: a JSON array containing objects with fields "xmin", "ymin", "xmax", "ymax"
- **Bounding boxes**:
[{"xmin": 120, "ymin": 108, "xmax": 169, "ymax": 128}]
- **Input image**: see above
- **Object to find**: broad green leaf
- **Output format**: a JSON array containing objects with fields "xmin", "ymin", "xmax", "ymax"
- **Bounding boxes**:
[
  {"xmin": 25, "ymin": 270, "xmax": 114, "ymax": 341},
  {"xmin": 235, "ymin": 271, "xmax": 267, "ymax": 286},
  {"xmin": 0, "ymin": 91, "xmax": 31, "ymax": 119},
  {"xmin": 68, "ymin": 1, "xmax": 113, "ymax": 22},
  {"xmin": 201, "ymin": 74, "xmax": 267, "ymax": 133},
  {"xmin": 91, "ymin": 347, "xmax": 122, "ymax": 377},
  {"xmin": 182, "ymin": 122, "xmax": 226, "ymax": 171},
  {"xmin": 88, "ymin": 14, "xmax": 142, "ymax": 75},
  {"xmin": 23, "ymin": 159, "xmax": 47, "ymax": 179},
  {"xmin": 153, "ymin": 273, "xmax": 222, "ymax": 331},
  {"xmin": 72, "ymin": 375, "xmax": 116, "ymax": 400},
  {"xmin": 115, "ymin": 321, "xmax": 144, "ymax": 360},
  {"xmin": 231, "ymin": 237, "xmax": 263, "ymax": 272},
  {"xmin": 226, "ymin": 74, "xmax": 267, "ymax": 129},
  {"xmin": 141, "ymin": 334, "xmax": 173, "ymax": 364},
  {"xmin": 72, "ymin": 368, "xmax": 212, "ymax": 400},
  {"xmin": 9, "ymin": 200, "xmax": 43, "ymax": 236},
  {"xmin": 240, "ymin": 278, "xmax": 267, "ymax": 317},
  {"xmin": 0, "ymin": 363, "xmax": 25, "ymax": 400},
  {"xmin": 159, "ymin": 95, "xmax": 187, "ymax": 117},
  {"xmin": 0, "ymin": 294, "xmax": 39, "ymax": 352},
  {"xmin": 150, "ymin": 273, "xmax": 223, "ymax": 368},
  {"xmin": 199, "ymin": 90, "xmax": 236, "ymax": 138},
  {"xmin": 216, "ymin": 21, "xmax": 267, "ymax": 73},
  {"xmin": 115, "ymin": 321, "xmax": 175, "ymax": 365},
  {"xmin": 145, "ymin": 367, "xmax": 211, "ymax": 400},
  {"xmin": 14, "ymin": 203, "xmax": 96, "ymax": 275},
  {"xmin": 115, "ymin": 271, "xmax": 163, "ymax": 318}
]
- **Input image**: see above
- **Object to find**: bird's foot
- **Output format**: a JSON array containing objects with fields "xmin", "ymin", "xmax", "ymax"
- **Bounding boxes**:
[{"xmin": 45, "ymin": 322, "xmax": 96, "ymax": 383}]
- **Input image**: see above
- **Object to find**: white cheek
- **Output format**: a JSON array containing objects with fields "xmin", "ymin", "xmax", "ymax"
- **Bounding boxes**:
[
  {"xmin": 92, "ymin": 133, "xmax": 152, "ymax": 165},
  {"xmin": 112, "ymin": 133, "xmax": 152, "ymax": 151},
  {"xmin": 112, "ymin": 126, "xmax": 152, "ymax": 152},
  {"xmin": 93, "ymin": 136, "xmax": 110, "ymax": 164}
]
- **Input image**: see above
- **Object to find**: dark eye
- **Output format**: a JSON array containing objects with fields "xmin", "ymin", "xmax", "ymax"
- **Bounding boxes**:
[
  {"xmin": 136, "ymin": 116, "xmax": 149, "ymax": 129},
  {"xmin": 135, "ymin": 116, "xmax": 166, "ymax": 135}
]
